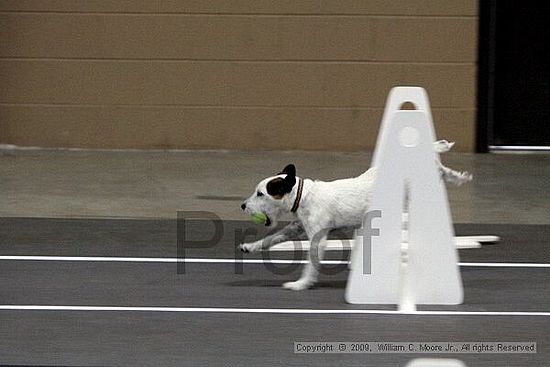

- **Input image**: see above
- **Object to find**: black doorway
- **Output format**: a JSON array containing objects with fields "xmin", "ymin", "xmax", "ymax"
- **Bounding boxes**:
[{"xmin": 477, "ymin": 0, "xmax": 550, "ymax": 152}]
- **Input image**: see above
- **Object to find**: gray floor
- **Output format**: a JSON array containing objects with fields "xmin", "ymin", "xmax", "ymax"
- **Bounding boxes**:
[
  {"xmin": 1, "ymin": 148, "xmax": 549, "ymax": 224},
  {"xmin": 0, "ymin": 218, "xmax": 549, "ymax": 366},
  {"xmin": 0, "ymin": 149, "xmax": 549, "ymax": 366}
]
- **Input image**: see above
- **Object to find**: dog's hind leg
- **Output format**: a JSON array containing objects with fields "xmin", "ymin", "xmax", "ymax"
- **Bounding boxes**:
[
  {"xmin": 238, "ymin": 221, "xmax": 305, "ymax": 253},
  {"xmin": 438, "ymin": 161, "xmax": 473, "ymax": 185},
  {"xmin": 433, "ymin": 140, "xmax": 473, "ymax": 185},
  {"xmin": 283, "ymin": 228, "xmax": 329, "ymax": 291}
]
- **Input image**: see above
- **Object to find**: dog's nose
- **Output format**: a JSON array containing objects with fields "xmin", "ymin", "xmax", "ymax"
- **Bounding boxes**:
[{"xmin": 241, "ymin": 203, "xmax": 246, "ymax": 211}]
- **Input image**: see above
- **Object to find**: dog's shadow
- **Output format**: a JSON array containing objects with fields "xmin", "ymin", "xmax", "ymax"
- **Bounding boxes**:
[{"xmin": 225, "ymin": 279, "xmax": 347, "ymax": 289}]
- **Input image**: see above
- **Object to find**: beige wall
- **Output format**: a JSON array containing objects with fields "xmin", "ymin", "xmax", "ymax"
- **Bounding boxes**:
[{"xmin": 0, "ymin": 1, "xmax": 478, "ymax": 151}]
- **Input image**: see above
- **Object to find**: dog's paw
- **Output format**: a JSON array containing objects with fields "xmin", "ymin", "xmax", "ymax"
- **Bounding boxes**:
[
  {"xmin": 238, "ymin": 241, "xmax": 262, "ymax": 253},
  {"xmin": 282, "ymin": 279, "xmax": 313, "ymax": 291}
]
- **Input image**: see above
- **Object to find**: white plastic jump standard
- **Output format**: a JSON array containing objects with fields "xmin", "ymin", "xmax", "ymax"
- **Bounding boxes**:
[{"xmin": 345, "ymin": 87, "xmax": 463, "ymax": 308}]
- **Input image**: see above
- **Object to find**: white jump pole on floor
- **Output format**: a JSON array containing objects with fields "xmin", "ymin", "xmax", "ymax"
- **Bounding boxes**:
[
  {"xmin": 268, "ymin": 235, "xmax": 499, "ymax": 251},
  {"xmin": 345, "ymin": 86, "xmax": 464, "ymax": 309}
]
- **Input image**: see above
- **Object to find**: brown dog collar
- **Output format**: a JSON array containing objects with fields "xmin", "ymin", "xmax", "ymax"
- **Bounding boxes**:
[{"xmin": 290, "ymin": 178, "xmax": 304, "ymax": 213}]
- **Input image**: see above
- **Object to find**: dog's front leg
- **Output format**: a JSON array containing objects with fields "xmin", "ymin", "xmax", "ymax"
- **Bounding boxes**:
[
  {"xmin": 283, "ymin": 229, "xmax": 329, "ymax": 291},
  {"xmin": 238, "ymin": 221, "xmax": 304, "ymax": 253}
]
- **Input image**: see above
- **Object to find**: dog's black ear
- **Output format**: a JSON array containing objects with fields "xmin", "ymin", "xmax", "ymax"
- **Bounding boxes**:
[
  {"xmin": 279, "ymin": 164, "xmax": 296, "ymax": 177},
  {"xmin": 280, "ymin": 163, "xmax": 296, "ymax": 193},
  {"xmin": 282, "ymin": 167, "xmax": 296, "ymax": 191}
]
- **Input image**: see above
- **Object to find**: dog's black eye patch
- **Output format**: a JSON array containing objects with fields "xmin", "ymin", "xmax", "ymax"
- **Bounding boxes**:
[
  {"xmin": 266, "ymin": 177, "xmax": 294, "ymax": 198},
  {"xmin": 266, "ymin": 178, "xmax": 285, "ymax": 197},
  {"xmin": 257, "ymin": 191, "xmax": 264, "ymax": 197}
]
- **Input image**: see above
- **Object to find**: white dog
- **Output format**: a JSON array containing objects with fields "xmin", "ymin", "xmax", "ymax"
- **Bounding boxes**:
[{"xmin": 239, "ymin": 140, "xmax": 471, "ymax": 291}]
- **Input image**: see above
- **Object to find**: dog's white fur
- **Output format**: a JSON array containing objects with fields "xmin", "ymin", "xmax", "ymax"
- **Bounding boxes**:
[{"xmin": 239, "ymin": 140, "xmax": 471, "ymax": 291}]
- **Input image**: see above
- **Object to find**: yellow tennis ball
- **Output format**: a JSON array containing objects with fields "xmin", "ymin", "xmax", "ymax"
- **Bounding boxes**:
[{"xmin": 250, "ymin": 212, "xmax": 268, "ymax": 225}]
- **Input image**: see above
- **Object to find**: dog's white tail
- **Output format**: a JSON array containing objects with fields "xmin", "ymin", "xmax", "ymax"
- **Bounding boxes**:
[{"xmin": 433, "ymin": 139, "xmax": 455, "ymax": 153}]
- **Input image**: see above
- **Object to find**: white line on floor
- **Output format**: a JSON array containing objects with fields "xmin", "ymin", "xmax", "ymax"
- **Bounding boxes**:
[
  {"xmin": 459, "ymin": 262, "xmax": 550, "ymax": 268},
  {"xmin": 0, "ymin": 256, "xmax": 549, "ymax": 268},
  {"xmin": 0, "ymin": 305, "xmax": 548, "ymax": 317}
]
